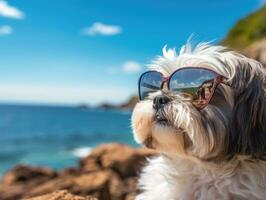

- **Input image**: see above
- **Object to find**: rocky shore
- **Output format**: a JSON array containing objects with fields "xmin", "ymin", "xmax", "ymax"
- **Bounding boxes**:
[{"xmin": 0, "ymin": 143, "xmax": 157, "ymax": 200}]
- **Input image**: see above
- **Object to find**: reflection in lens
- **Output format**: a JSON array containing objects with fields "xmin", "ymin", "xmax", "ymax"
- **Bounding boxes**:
[
  {"xmin": 139, "ymin": 71, "xmax": 163, "ymax": 100},
  {"xmin": 169, "ymin": 68, "xmax": 216, "ymax": 107}
]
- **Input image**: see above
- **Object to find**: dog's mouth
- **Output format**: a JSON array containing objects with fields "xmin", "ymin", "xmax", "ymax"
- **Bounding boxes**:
[
  {"xmin": 154, "ymin": 112, "xmax": 169, "ymax": 126},
  {"xmin": 154, "ymin": 114, "xmax": 169, "ymax": 125}
]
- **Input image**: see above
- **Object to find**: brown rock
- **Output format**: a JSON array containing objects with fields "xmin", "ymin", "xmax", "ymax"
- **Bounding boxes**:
[
  {"xmin": 72, "ymin": 171, "xmax": 110, "ymax": 193},
  {"xmin": 120, "ymin": 96, "xmax": 139, "ymax": 110},
  {"xmin": 80, "ymin": 143, "xmax": 157, "ymax": 178},
  {"xmin": 24, "ymin": 190, "xmax": 98, "ymax": 200},
  {"xmin": 25, "ymin": 170, "xmax": 113, "ymax": 199},
  {"xmin": 0, "ymin": 143, "xmax": 156, "ymax": 200},
  {"xmin": 97, "ymin": 95, "xmax": 139, "ymax": 111},
  {"xmin": 0, "ymin": 184, "xmax": 26, "ymax": 200},
  {"xmin": 243, "ymin": 38, "xmax": 266, "ymax": 66},
  {"xmin": 80, "ymin": 157, "xmax": 101, "ymax": 173},
  {"xmin": 2, "ymin": 165, "xmax": 57, "ymax": 185},
  {"xmin": 24, "ymin": 176, "xmax": 75, "ymax": 198}
]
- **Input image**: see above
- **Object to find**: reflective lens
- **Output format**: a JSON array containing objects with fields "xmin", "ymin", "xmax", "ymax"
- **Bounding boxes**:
[
  {"xmin": 139, "ymin": 71, "xmax": 163, "ymax": 100},
  {"xmin": 169, "ymin": 68, "xmax": 217, "ymax": 108}
]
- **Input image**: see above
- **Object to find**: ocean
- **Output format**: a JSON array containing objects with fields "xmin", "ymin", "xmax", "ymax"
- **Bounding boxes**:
[{"xmin": 0, "ymin": 104, "xmax": 136, "ymax": 176}]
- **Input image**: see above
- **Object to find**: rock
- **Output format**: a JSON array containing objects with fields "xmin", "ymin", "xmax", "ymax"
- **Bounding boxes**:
[
  {"xmin": 80, "ymin": 143, "xmax": 157, "ymax": 178},
  {"xmin": 243, "ymin": 38, "xmax": 266, "ymax": 66},
  {"xmin": 0, "ymin": 184, "xmax": 27, "ymax": 200},
  {"xmin": 97, "ymin": 96, "xmax": 139, "ymax": 111},
  {"xmin": 2, "ymin": 165, "xmax": 57, "ymax": 185},
  {"xmin": 24, "ymin": 190, "xmax": 98, "ymax": 200},
  {"xmin": 222, "ymin": 5, "xmax": 266, "ymax": 49},
  {"xmin": 0, "ymin": 143, "xmax": 156, "ymax": 200},
  {"xmin": 71, "ymin": 171, "xmax": 111, "ymax": 197},
  {"xmin": 23, "ymin": 176, "xmax": 75, "ymax": 198},
  {"xmin": 119, "ymin": 96, "xmax": 139, "ymax": 110},
  {"xmin": 0, "ymin": 165, "xmax": 57, "ymax": 200}
]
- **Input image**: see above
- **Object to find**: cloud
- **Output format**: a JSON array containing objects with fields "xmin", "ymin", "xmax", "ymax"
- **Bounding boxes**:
[
  {"xmin": 122, "ymin": 61, "xmax": 142, "ymax": 73},
  {"xmin": 0, "ymin": 25, "xmax": 12, "ymax": 35},
  {"xmin": 0, "ymin": 1, "xmax": 24, "ymax": 19},
  {"xmin": 107, "ymin": 61, "xmax": 142, "ymax": 74},
  {"xmin": 83, "ymin": 22, "xmax": 122, "ymax": 36}
]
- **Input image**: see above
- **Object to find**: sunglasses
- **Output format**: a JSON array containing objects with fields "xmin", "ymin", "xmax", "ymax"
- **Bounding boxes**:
[{"xmin": 138, "ymin": 67, "xmax": 229, "ymax": 109}]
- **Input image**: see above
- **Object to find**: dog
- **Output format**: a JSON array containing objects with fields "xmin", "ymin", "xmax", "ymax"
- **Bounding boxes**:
[{"xmin": 131, "ymin": 42, "xmax": 266, "ymax": 200}]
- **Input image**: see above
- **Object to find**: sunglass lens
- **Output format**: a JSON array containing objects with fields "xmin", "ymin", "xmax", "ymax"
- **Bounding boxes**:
[
  {"xmin": 169, "ymin": 68, "xmax": 217, "ymax": 108},
  {"xmin": 139, "ymin": 71, "xmax": 163, "ymax": 100}
]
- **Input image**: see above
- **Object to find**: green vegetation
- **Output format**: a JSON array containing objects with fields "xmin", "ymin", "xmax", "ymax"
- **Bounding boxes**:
[{"xmin": 222, "ymin": 5, "xmax": 266, "ymax": 49}]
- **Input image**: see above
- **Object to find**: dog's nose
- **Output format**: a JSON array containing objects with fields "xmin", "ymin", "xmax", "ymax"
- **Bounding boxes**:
[{"xmin": 153, "ymin": 95, "xmax": 171, "ymax": 110}]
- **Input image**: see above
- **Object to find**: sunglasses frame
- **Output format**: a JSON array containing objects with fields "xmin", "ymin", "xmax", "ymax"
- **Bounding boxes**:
[{"xmin": 138, "ymin": 66, "xmax": 229, "ymax": 109}]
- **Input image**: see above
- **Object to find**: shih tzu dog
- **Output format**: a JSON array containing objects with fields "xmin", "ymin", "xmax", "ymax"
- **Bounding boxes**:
[{"xmin": 131, "ymin": 42, "xmax": 266, "ymax": 200}]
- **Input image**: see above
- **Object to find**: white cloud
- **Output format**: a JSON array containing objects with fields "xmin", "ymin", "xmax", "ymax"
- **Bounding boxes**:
[
  {"xmin": 106, "ymin": 61, "xmax": 142, "ymax": 74},
  {"xmin": 0, "ymin": 25, "xmax": 12, "ymax": 35},
  {"xmin": 122, "ymin": 61, "xmax": 142, "ymax": 73},
  {"xmin": 0, "ymin": 1, "xmax": 25, "ymax": 19},
  {"xmin": 83, "ymin": 22, "xmax": 122, "ymax": 36}
]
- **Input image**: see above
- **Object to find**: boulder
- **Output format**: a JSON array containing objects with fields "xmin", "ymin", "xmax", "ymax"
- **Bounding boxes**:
[
  {"xmin": 0, "ymin": 143, "xmax": 157, "ymax": 200},
  {"xmin": 80, "ymin": 143, "xmax": 156, "ymax": 178},
  {"xmin": 243, "ymin": 38, "xmax": 266, "ymax": 66},
  {"xmin": 24, "ymin": 190, "xmax": 98, "ymax": 200},
  {"xmin": 2, "ymin": 165, "xmax": 57, "ymax": 185}
]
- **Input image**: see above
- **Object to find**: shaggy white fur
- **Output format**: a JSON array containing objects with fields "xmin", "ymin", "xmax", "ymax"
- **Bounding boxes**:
[
  {"xmin": 136, "ymin": 156, "xmax": 266, "ymax": 200},
  {"xmin": 132, "ymin": 42, "xmax": 266, "ymax": 200}
]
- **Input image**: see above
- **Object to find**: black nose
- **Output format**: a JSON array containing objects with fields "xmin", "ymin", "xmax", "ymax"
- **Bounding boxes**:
[{"xmin": 153, "ymin": 95, "xmax": 171, "ymax": 110}]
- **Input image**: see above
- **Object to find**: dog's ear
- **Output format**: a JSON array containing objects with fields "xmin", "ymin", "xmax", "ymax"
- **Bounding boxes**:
[{"xmin": 226, "ymin": 59, "xmax": 266, "ymax": 159}]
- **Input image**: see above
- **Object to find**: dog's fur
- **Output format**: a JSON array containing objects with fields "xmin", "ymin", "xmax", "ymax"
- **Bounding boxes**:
[{"xmin": 131, "ymin": 42, "xmax": 266, "ymax": 200}]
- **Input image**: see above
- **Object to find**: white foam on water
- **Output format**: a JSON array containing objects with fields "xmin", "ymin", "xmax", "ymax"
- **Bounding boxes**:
[{"xmin": 72, "ymin": 147, "xmax": 92, "ymax": 158}]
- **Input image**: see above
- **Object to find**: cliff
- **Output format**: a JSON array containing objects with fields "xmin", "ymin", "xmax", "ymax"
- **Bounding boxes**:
[{"xmin": 222, "ymin": 5, "xmax": 266, "ymax": 49}]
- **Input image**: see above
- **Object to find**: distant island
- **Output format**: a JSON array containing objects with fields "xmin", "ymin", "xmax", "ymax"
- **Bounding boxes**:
[{"xmin": 97, "ymin": 95, "xmax": 139, "ymax": 111}]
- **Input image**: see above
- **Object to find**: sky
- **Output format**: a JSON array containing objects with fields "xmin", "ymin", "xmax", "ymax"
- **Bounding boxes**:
[{"xmin": 0, "ymin": 0, "xmax": 264, "ymax": 106}]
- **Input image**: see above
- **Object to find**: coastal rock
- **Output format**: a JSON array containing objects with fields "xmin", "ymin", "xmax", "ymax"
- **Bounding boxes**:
[
  {"xmin": 0, "ymin": 143, "xmax": 157, "ymax": 200},
  {"xmin": 2, "ymin": 165, "xmax": 57, "ymax": 185},
  {"xmin": 119, "ymin": 96, "xmax": 139, "ymax": 110},
  {"xmin": 243, "ymin": 38, "xmax": 266, "ymax": 66},
  {"xmin": 97, "ymin": 96, "xmax": 139, "ymax": 111},
  {"xmin": 80, "ymin": 143, "xmax": 156, "ymax": 177},
  {"xmin": 24, "ymin": 190, "xmax": 98, "ymax": 200},
  {"xmin": 222, "ymin": 5, "xmax": 266, "ymax": 49}
]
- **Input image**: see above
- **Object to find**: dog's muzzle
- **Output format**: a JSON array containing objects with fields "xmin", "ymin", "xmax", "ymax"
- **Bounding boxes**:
[
  {"xmin": 152, "ymin": 95, "xmax": 172, "ymax": 125},
  {"xmin": 153, "ymin": 95, "xmax": 171, "ymax": 110}
]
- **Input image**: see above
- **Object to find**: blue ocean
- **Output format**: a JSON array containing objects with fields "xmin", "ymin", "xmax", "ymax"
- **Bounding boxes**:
[{"xmin": 0, "ymin": 104, "xmax": 136, "ymax": 176}]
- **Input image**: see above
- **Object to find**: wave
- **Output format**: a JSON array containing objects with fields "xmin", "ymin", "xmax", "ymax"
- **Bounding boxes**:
[{"xmin": 71, "ymin": 147, "xmax": 93, "ymax": 158}]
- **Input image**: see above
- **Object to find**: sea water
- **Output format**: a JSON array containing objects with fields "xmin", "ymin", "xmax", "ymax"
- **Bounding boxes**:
[{"xmin": 0, "ymin": 104, "xmax": 136, "ymax": 176}]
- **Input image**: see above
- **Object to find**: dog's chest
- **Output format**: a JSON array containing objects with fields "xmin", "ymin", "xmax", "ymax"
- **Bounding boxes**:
[{"xmin": 136, "ymin": 156, "xmax": 266, "ymax": 200}]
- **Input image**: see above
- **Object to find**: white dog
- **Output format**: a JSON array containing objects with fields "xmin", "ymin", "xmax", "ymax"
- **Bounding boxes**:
[{"xmin": 131, "ymin": 42, "xmax": 266, "ymax": 200}]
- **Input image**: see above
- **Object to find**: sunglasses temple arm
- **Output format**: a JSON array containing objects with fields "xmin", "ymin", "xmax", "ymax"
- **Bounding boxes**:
[
  {"xmin": 216, "ymin": 76, "xmax": 232, "ymax": 88},
  {"xmin": 221, "ymin": 79, "xmax": 233, "ymax": 88}
]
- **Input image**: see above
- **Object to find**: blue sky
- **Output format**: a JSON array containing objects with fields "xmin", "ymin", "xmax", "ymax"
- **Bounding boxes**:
[{"xmin": 0, "ymin": 0, "xmax": 264, "ymax": 105}]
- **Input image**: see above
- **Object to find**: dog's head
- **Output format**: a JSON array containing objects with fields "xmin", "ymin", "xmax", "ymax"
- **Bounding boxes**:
[{"xmin": 132, "ymin": 43, "xmax": 266, "ymax": 161}]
